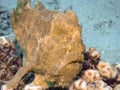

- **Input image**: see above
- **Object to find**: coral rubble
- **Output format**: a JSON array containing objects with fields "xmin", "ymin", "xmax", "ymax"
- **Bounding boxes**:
[
  {"xmin": 0, "ymin": 36, "xmax": 22, "ymax": 89},
  {"xmin": 70, "ymin": 48, "xmax": 120, "ymax": 90}
]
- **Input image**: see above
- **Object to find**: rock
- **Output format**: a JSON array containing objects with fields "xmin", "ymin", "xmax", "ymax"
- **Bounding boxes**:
[{"xmin": 6, "ymin": 0, "xmax": 85, "ymax": 89}]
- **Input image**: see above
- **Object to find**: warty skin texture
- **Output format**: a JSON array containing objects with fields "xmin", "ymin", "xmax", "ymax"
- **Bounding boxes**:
[{"xmin": 6, "ymin": 1, "xmax": 85, "ymax": 89}]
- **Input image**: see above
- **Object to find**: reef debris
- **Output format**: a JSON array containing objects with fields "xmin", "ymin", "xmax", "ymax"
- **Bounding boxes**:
[
  {"xmin": 0, "ymin": 36, "xmax": 22, "ymax": 89},
  {"xmin": 70, "ymin": 48, "xmax": 120, "ymax": 90}
]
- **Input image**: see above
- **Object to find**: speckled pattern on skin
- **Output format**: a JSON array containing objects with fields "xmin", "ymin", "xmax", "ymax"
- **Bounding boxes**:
[{"xmin": 5, "ymin": 1, "xmax": 85, "ymax": 89}]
